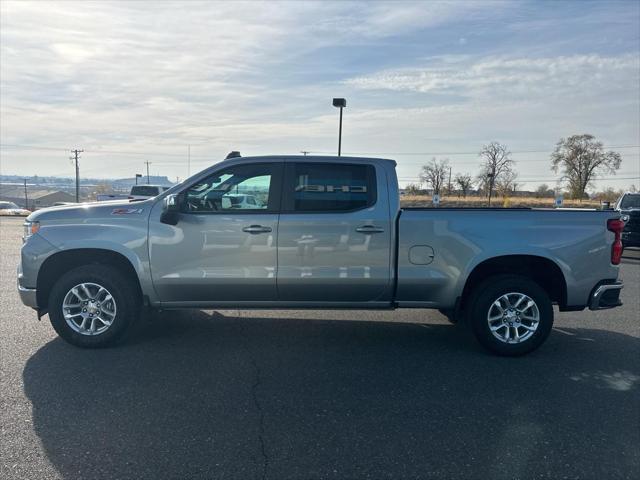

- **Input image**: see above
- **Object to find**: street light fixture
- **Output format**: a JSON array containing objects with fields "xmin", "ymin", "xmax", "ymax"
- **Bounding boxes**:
[{"xmin": 332, "ymin": 98, "xmax": 346, "ymax": 156}]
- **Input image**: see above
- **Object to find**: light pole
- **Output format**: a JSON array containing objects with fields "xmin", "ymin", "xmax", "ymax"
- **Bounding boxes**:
[{"xmin": 332, "ymin": 98, "xmax": 346, "ymax": 156}]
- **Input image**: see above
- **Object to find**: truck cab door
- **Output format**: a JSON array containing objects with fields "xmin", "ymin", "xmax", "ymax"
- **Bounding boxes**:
[
  {"xmin": 148, "ymin": 162, "xmax": 283, "ymax": 304},
  {"xmin": 276, "ymin": 161, "xmax": 393, "ymax": 304}
]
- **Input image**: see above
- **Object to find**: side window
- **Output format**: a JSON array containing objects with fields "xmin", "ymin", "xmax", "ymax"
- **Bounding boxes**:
[
  {"xmin": 183, "ymin": 163, "xmax": 276, "ymax": 213},
  {"xmin": 288, "ymin": 163, "xmax": 376, "ymax": 212}
]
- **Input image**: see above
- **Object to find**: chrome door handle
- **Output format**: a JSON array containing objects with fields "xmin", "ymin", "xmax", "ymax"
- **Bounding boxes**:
[
  {"xmin": 356, "ymin": 225, "xmax": 384, "ymax": 234},
  {"xmin": 242, "ymin": 225, "xmax": 272, "ymax": 234}
]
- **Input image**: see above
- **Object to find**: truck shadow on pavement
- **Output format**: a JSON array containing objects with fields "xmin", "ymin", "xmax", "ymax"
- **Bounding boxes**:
[{"xmin": 23, "ymin": 311, "xmax": 639, "ymax": 480}]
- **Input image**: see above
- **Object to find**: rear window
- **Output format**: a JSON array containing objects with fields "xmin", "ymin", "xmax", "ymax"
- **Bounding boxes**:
[
  {"xmin": 130, "ymin": 186, "xmax": 160, "ymax": 196},
  {"xmin": 288, "ymin": 163, "xmax": 376, "ymax": 212}
]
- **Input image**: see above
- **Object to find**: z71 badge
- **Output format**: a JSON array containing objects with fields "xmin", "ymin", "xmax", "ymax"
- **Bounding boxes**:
[{"xmin": 111, "ymin": 208, "xmax": 144, "ymax": 215}]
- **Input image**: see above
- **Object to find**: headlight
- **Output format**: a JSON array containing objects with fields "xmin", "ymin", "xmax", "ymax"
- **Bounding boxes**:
[{"xmin": 23, "ymin": 221, "xmax": 40, "ymax": 241}]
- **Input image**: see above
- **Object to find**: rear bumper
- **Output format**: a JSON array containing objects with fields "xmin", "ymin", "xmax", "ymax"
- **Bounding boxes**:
[{"xmin": 589, "ymin": 282, "xmax": 623, "ymax": 310}]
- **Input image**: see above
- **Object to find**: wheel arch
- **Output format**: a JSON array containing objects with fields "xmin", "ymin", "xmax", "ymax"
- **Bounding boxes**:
[
  {"xmin": 36, "ymin": 248, "xmax": 143, "ymax": 310},
  {"xmin": 459, "ymin": 254, "xmax": 567, "ymax": 310}
]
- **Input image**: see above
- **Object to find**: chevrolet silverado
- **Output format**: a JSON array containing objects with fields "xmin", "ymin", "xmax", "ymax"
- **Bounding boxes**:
[{"xmin": 18, "ymin": 155, "xmax": 625, "ymax": 355}]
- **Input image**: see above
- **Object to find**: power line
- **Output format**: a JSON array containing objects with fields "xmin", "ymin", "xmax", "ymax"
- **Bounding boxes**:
[
  {"xmin": 3, "ymin": 143, "xmax": 639, "ymax": 158},
  {"xmin": 306, "ymin": 145, "xmax": 640, "ymax": 156},
  {"xmin": 0, "ymin": 143, "xmax": 213, "ymax": 159},
  {"xmin": 398, "ymin": 154, "xmax": 640, "ymax": 166}
]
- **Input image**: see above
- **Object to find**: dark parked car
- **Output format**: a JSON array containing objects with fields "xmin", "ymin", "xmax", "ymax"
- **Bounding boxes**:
[{"xmin": 615, "ymin": 192, "xmax": 640, "ymax": 248}]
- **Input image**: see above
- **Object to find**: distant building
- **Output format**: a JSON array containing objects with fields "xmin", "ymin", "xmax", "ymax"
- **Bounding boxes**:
[{"xmin": 0, "ymin": 187, "xmax": 76, "ymax": 209}]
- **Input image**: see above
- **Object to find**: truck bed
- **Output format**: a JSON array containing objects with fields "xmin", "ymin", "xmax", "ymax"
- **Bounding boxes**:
[{"xmin": 395, "ymin": 208, "xmax": 619, "ymax": 309}]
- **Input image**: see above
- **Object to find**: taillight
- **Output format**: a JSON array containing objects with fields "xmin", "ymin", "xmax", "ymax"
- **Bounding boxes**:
[{"xmin": 607, "ymin": 218, "xmax": 625, "ymax": 265}]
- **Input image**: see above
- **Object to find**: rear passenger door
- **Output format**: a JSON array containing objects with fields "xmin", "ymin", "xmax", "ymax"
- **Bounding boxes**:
[{"xmin": 277, "ymin": 161, "xmax": 393, "ymax": 304}]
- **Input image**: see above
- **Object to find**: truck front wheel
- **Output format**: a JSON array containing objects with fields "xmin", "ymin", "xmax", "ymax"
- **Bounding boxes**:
[
  {"xmin": 467, "ymin": 275, "xmax": 553, "ymax": 356},
  {"xmin": 48, "ymin": 264, "xmax": 140, "ymax": 348}
]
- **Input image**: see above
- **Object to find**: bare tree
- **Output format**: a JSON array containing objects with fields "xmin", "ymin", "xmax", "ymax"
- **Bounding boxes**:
[
  {"xmin": 535, "ymin": 183, "xmax": 552, "ymax": 198},
  {"xmin": 419, "ymin": 157, "xmax": 449, "ymax": 196},
  {"xmin": 495, "ymin": 170, "xmax": 519, "ymax": 198},
  {"xmin": 593, "ymin": 187, "xmax": 624, "ymax": 204},
  {"xmin": 454, "ymin": 173, "xmax": 473, "ymax": 197},
  {"xmin": 404, "ymin": 183, "xmax": 422, "ymax": 195},
  {"xmin": 551, "ymin": 134, "xmax": 622, "ymax": 200},
  {"xmin": 477, "ymin": 142, "xmax": 515, "ymax": 205}
]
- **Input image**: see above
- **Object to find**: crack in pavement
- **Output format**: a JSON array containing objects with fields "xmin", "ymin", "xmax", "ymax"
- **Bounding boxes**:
[{"xmin": 235, "ymin": 310, "xmax": 270, "ymax": 480}]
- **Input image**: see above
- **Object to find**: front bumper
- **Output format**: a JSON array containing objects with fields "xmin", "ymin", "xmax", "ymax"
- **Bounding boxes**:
[
  {"xmin": 17, "ymin": 264, "xmax": 38, "ymax": 309},
  {"xmin": 18, "ymin": 282, "xmax": 38, "ymax": 308},
  {"xmin": 589, "ymin": 282, "xmax": 623, "ymax": 310}
]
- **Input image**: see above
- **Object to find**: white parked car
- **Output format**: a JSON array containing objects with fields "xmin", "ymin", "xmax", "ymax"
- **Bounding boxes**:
[
  {"xmin": 0, "ymin": 201, "xmax": 30, "ymax": 216},
  {"xmin": 129, "ymin": 185, "xmax": 170, "ymax": 201}
]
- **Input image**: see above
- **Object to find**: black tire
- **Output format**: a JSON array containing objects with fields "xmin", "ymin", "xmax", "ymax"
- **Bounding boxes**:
[
  {"xmin": 48, "ymin": 264, "xmax": 140, "ymax": 348},
  {"xmin": 467, "ymin": 274, "xmax": 553, "ymax": 356}
]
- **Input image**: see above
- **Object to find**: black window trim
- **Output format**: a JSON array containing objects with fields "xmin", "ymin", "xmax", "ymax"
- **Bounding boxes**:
[
  {"xmin": 281, "ymin": 162, "xmax": 377, "ymax": 214},
  {"xmin": 179, "ymin": 162, "xmax": 284, "ymax": 215}
]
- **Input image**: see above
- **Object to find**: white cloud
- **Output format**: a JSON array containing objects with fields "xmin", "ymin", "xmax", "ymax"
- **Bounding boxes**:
[{"xmin": 345, "ymin": 54, "xmax": 640, "ymax": 100}]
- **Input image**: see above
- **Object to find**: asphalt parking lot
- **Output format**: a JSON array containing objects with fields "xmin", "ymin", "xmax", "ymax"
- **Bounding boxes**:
[{"xmin": 1, "ymin": 216, "xmax": 639, "ymax": 480}]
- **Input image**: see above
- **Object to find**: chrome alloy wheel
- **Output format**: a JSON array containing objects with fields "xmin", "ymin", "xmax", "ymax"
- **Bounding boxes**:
[
  {"xmin": 62, "ymin": 282, "xmax": 117, "ymax": 335},
  {"xmin": 487, "ymin": 292, "xmax": 540, "ymax": 344}
]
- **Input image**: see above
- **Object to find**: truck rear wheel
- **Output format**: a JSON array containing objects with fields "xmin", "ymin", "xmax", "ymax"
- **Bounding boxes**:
[
  {"xmin": 467, "ymin": 275, "xmax": 553, "ymax": 356},
  {"xmin": 48, "ymin": 264, "xmax": 140, "ymax": 348}
]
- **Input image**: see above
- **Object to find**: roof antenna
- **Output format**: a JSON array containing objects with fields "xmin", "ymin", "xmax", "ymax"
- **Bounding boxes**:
[{"xmin": 225, "ymin": 151, "xmax": 241, "ymax": 159}]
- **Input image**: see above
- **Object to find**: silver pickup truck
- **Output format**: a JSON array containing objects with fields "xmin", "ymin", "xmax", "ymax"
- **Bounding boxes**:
[{"xmin": 18, "ymin": 155, "xmax": 625, "ymax": 355}]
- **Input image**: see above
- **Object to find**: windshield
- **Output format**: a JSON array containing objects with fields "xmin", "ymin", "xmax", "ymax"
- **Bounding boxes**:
[
  {"xmin": 619, "ymin": 194, "xmax": 640, "ymax": 209},
  {"xmin": 0, "ymin": 201, "xmax": 20, "ymax": 209}
]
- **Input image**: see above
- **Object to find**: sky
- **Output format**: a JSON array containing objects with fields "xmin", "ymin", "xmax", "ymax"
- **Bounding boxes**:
[{"xmin": 1, "ymin": 0, "xmax": 639, "ymax": 191}]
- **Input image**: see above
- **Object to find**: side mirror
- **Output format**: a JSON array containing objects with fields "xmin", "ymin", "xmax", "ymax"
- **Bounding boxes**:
[{"xmin": 160, "ymin": 194, "xmax": 181, "ymax": 225}]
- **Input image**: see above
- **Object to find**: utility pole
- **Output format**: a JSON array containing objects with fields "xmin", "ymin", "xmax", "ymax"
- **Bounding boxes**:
[
  {"xmin": 144, "ymin": 161, "xmax": 152, "ymax": 184},
  {"xmin": 23, "ymin": 179, "xmax": 28, "ymax": 209},
  {"xmin": 300, "ymin": 150, "xmax": 310, "ymax": 156},
  {"xmin": 187, "ymin": 145, "xmax": 191, "ymax": 177},
  {"xmin": 447, "ymin": 166, "xmax": 452, "ymax": 196},
  {"xmin": 70, "ymin": 149, "xmax": 83, "ymax": 203}
]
